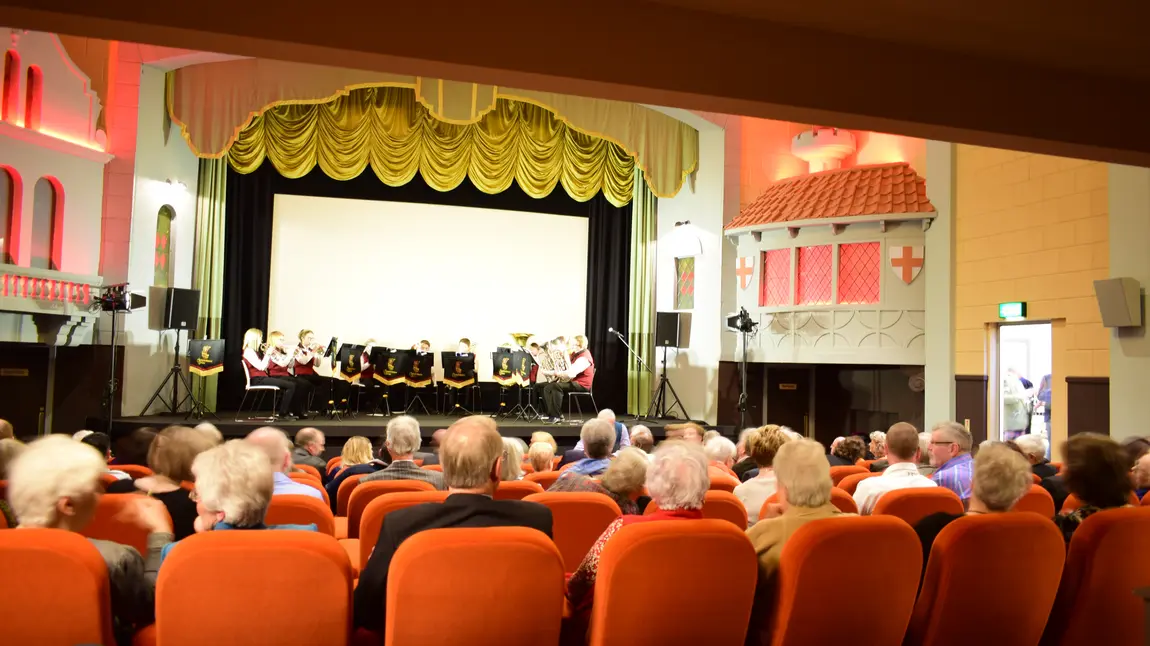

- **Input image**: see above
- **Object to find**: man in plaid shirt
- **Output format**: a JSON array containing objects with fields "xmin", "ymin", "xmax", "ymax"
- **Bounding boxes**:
[{"xmin": 927, "ymin": 421, "xmax": 974, "ymax": 507}]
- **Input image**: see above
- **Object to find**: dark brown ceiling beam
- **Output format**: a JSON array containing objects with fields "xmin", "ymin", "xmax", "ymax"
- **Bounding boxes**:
[{"xmin": 2, "ymin": 0, "xmax": 1147, "ymax": 165}]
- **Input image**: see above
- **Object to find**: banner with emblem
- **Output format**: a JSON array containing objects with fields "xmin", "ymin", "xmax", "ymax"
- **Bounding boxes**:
[
  {"xmin": 441, "ymin": 351, "xmax": 476, "ymax": 388},
  {"xmin": 888, "ymin": 245, "xmax": 924, "ymax": 284},
  {"xmin": 405, "ymin": 351, "xmax": 434, "ymax": 388},
  {"xmin": 371, "ymin": 347, "xmax": 408, "ymax": 386},
  {"xmin": 492, "ymin": 348, "xmax": 516, "ymax": 386},
  {"xmin": 187, "ymin": 339, "xmax": 224, "ymax": 377},
  {"xmin": 513, "ymin": 350, "xmax": 533, "ymax": 386},
  {"xmin": 338, "ymin": 344, "xmax": 364, "ymax": 382}
]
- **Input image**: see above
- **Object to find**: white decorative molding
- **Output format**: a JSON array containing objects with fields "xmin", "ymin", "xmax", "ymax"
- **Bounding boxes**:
[
  {"xmin": 747, "ymin": 308, "xmax": 925, "ymax": 365},
  {"xmin": 0, "ymin": 122, "xmax": 113, "ymax": 163}
]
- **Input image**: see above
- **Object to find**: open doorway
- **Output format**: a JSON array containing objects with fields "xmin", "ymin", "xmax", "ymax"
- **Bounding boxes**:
[{"xmin": 998, "ymin": 323, "xmax": 1052, "ymax": 452}]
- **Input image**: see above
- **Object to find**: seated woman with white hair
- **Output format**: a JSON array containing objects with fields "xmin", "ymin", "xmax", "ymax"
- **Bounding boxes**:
[
  {"xmin": 547, "ymin": 447, "xmax": 650, "ymax": 514},
  {"xmin": 160, "ymin": 440, "xmax": 316, "ymax": 562},
  {"xmin": 527, "ymin": 441, "xmax": 555, "ymax": 473},
  {"xmin": 500, "ymin": 437, "xmax": 526, "ymax": 480},
  {"xmin": 704, "ymin": 436, "xmax": 738, "ymax": 479},
  {"xmin": 1014, "ymin": 433, "xmax": 1057, "ymax": 479},
  {"xmin": 566, "ymin": 441, "xmax": 710, "ymax": 612},
  {"xmin": 8, "ymin": 435, "xmax": 174, "ymax": 644}
]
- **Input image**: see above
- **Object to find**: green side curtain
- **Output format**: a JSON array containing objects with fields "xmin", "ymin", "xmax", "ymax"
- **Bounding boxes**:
[
  {"xmin": 227, "ymin": 87, "xmax": 635, "ymax": 206},
  {"xmin": 628, "ymin": 168, "xmax": 657, "ymax": 415},
  {"xmin": 191, "ymin": 158, "xmax": 228, "ymax": 411}
]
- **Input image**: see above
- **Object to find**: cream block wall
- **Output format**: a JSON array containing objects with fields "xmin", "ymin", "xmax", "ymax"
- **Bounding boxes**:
[
  {"xmin": 115, "ymin": 66, "xmax": 200, "ymax": 416},
  {"xmin": 954, "ymin": 145, "xmax": 1109, "ymax": 445}
]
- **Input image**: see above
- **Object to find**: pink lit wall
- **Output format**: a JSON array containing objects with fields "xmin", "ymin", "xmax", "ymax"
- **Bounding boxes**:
[{"xmin": 847, "ymin": 131, "xmax": 927, "ymax": 175}]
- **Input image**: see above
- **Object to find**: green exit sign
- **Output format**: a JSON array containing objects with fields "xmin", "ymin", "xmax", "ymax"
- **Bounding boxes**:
[{"xmin": 999, "ymin": 302, "xmax": 1027, "ymax": 320}]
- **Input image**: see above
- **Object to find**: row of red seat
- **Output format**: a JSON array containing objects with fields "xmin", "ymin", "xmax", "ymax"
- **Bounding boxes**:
[{"xmin": 4, "ymin": 504, "xmax": 1148, "ymax": 646}]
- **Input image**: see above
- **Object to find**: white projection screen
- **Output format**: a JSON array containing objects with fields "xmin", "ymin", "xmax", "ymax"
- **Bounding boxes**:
[{"xmin": 268, "ymin": 194, "xmax": 589, "ymax": 380}]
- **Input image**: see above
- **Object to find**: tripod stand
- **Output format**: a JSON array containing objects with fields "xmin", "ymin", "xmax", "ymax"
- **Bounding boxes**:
[
  {"xmin": 645, "ymin": 345, "xmax": 687, "ymax": 420},
  {"xmin": 140, "ymin": 329, "xmax": 212, "ymax": 419}
]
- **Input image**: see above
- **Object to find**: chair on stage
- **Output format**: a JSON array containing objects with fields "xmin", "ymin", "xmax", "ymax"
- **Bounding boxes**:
[
  {"xmin": 405, "ymin": 383, "xmax": 435, "ymax": 416},
  {"xmin": 236, "ymin": 361, "xmax": 280, "ymax": 422},
  {"xmin": 567, "ymin": 386, "xmax": 598, "ymax": 419}
]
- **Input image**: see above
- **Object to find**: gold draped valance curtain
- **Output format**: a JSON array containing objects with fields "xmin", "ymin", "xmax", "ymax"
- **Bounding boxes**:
[{"xmin": 228, "ymin": 86, "xmax": 636, "ymax": 206}]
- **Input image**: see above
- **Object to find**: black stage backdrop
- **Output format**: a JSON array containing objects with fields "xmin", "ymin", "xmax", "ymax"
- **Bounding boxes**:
[{"xmin": 218, "ymin": 163, "xmax": 632, "ymax": 414}]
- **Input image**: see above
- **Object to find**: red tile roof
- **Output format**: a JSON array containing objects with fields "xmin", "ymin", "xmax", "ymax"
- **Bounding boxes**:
[{"xmin": 726, "ymin": 162, "xmax": 935, "ymax": 231}]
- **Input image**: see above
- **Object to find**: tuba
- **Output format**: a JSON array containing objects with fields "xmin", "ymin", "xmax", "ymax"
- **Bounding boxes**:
[
  {"xmin": 510, "ymin": 332, "xmax": 532, "ymax": 349},
  {"xmin": 546, "ymin": 340, "xmax": 569, "ymax": 382}
]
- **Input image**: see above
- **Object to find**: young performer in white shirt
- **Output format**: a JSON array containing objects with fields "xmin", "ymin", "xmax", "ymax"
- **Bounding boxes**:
[{"xmin": 241, "ymin": 328, "xmax": 299, "ymax": 419}]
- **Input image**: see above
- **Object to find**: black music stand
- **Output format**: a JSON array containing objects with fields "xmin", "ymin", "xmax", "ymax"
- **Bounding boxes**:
[
  {"xmin": 404, "ymin": 350, "xmax": 435, "ymax": 415},
  {"xmin": 182, "ymin": 338, "xmax": 221, "ymax": 420},
  {"xmin": 442, "ymin": 351, "xmax": 478, "ymax": 416},
  {"xmin": 322, "ymin": 337, "xmax": 344, "ymax": 419},
  {"xmin": 369, "ymin": 347, "xmax": 399, "ymax": 416},
  {"xmin": 492, "ymin": 348, "xmax": 517, "ymax": 418},
  {"xmin": 338, "ymin": 343, "xmax": 365, "ymax": 416}
]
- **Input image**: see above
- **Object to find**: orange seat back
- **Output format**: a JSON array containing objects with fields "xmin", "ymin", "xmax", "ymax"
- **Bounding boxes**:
[
  {"xmin": 1143, "ymin": 490, "xmax": 1150, "ymax": 506},
  {"xmin": 837, "ymin": 471, "xmax": 881, "ymax": 495},
  {"xmin": 335, "ymin": 473, "xmax": 370, "ymax": 517},
  {"xmin": 98, "ymin": 473, "xmax": 120, "ymax": 490},
  {"xmin": 589, "ymin": 520, "xmax": 757, "ymax": 646},
  {"xmin": 0, "ymin": 512, "xmax": 7, "ymax": 529},
  {"xmin": 829, "ymin": 465, "xmax": 867, "ymax": 486},
  {"xmin": 289, "ymin": 472, "xmax": 330, "ymax": 506},
  {"xmin": 326, "ymin": 456, "xmax": 342, "ymax": 475},
  {"xmin": 770, "ymin": 516, "xmax": 920, "ymax": 645},
  {"xmin": 156, "ymin": 531, "xmax": 353, "ymax": 645},
  {"xmin": 117, "ymin": 464, "xmax": 153, "ymax": 479},
  {"xmin": 872, "ymin": 487, "xmax": 964, "ymax": 526},
  {"xmin": 494, "ymin": 479, "xmax": 544, "ymax": 501},
  {"xmin": 523, "ymin": 492, "xmax": 621, "ymax": 572},
  {"xmin": 1012, "ymin": 484, "xmax": 1056, "ymax": 518},
  {"xmin": 0, "ymin": 528, "xmax": 116, "ymax": 645},
  {"xmin": 295, "ymin": 464, "xmax": 322, "ymax": 480},
  {"xmin": 526, "ymin": 470, "xmax": 562, "ymax": 490},
  {"xmin": 1031, "ymin": 472, "xmax": 1042, "ymax": 484},
  {"xmin": 1061, "ymin": 492, "xmax": 1138, "ymax": 513},
  {"xmin": 830, "ymin": 488, "xmax": 858, "ymax": 514},
  {"xmin": 359, "ymin": 491, "xmax": 451, "ymax": 566},
  {"xmin": 346, "ymin": 480, "xmax": 436, "ymax": 538},
  {"xmin": 521, "ymin": 462, "xmax": 535, "ymax": 474},
  {"xmin": 421, "ymin": 464, "xmax": 443, "ymax": 472},
  {"xmin": 386, "ymin": 527, "xmax": 565, "ymax": 646},
  {"xmin": 708, "ymin": 474, "xmax": 740, "ymax": 493},
  {"xmin": 906, "ymin": 513, "xmax": 1065, "ymax": 646},
  {"xmin": 1042, "ymin": 507, "xmax": 1150, "ymax": 646},
  {"xmin": 702, "ymin": 490, "xmax": 749, "ymax": 528},
  {"xmin": 81, "ymin": 493, "xmax": 172, "ymax": 556},
  {"xmin": 266, "ymin": 494, "xmax": 336, "ymax": 536}
]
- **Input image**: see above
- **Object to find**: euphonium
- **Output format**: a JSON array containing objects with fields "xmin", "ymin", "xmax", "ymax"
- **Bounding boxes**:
[{"xmin": 510, "ymin": 332, "xmax": 532, "ymax": 348}]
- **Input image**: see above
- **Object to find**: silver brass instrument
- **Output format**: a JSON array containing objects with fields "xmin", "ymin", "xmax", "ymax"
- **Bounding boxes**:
[{"xmin": 544, "ymin": 340, "xmax": 570, "ymax": 382}]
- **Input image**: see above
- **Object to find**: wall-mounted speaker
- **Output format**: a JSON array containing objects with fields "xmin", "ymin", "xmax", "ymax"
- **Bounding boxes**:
[
  {"xmin": 1094, "ymin": 277, "xmax": 1142, "ymax": 328},
  {"xmin": 655, "ymin": 312, "xmax": 691, "ymax": 349},
  {"xmin": 149, "ymin": 287, "xmax": 202, "ymax": 331}
]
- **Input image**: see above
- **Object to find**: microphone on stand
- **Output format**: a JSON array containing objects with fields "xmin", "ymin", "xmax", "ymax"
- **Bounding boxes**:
[{"xmin": 607, "ymin": 327, "xmax": 625, "ymax": 339}]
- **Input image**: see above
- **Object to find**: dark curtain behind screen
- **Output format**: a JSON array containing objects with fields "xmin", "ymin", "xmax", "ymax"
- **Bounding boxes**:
[{"xmin": 218, "ymin": 163, "xmax": 632, "ymax": 413}]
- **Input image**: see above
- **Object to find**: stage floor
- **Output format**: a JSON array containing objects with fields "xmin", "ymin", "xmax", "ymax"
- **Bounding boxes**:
[{"xmin": 110, "ymin": 412, "xmax": 728, "ymax": 441}]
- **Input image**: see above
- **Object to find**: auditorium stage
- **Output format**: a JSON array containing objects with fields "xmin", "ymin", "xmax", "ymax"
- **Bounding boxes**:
[{"xmin": 108, "ymin": 413, "xmax": 729, "ymax": 442}]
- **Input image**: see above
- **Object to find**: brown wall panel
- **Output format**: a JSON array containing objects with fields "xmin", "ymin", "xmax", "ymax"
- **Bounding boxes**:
[
  {"xmin": 955, "ymin": 375, "xmax": 988, "ymax": 445},
  {"xmin": 1065, "ymin": 377, "xmax": 1110, "ymax": 437}
]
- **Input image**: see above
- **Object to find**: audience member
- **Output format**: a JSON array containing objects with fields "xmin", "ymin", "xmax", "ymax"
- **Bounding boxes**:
[
  {"xmin": 629, "ymin": 425, "xmax": 655, "ymax": 456},
  {"xmin": 106, "ymin": 426, "xmax": 216, "ymax": 539},
  {"xmin": 559, "ymin": 419, "xmax": 616, "ymax": 477},
  {"xmin": 427, "ymin": 428, "xmax": 448, "ymax": 457},
  {"xmin": 1120, "ymin": 437, "xmax": 1150, "ymax": 476},
  {"xmin": 245, "ymin": 427, "xmax": 324, "ymax": 501},
  {"xmin": 665, "ymin": 422, "xmax": 704, "ymax": 443},
  {"xmin": 9, "ymin": 435, "xmax": 172, "ymax": 645},
  {"xmin": 353, "ymin": 416, "xmax": 553, "ymax": 631},
  {"xmin": 569, "ymin": 409, "xmax": 630, "ymax": 456},
  {"xmin": 360, "ymin": 416, "xmax": 444, "ymax": 489},
  {"xmin": 869, "ymin": 430, "xmax": 887, "ymax": 460},
  {"xmin": 0, "ymin": 418, "xmax": 12, "ymax": 440},
  {"xmin": 291, "ymin": 427, "xmax": 327, "ymax": 471},
  {"xmin": 111, "ymin": 427, "xmax": 158, "ymax": 467},
  {"xmin": 527, "ymin": 441, "xmax": 555, "ymax": 473},
  {"xmin": 193, "ymin": 423, "xmax": 224, "ymax": 445},
  {"xmin": 732, "ymin": 427, "xmax": 758, "ymax": 479},
  {"xmin": 704, "ymin": 436, "xmax": 738, "ymax": 479},
  {"xmin": 917, "ymin": 432, "xmax": 937, "ymax": 477},
  {"xmin": 325, "ymin": 436, "xmax": 384, "ymax": 508},
  {"xmin": 928, "ymin": 421, "xmax": 974, "ymax": 505},
  {"xmin": 162, "ymin": 440, "xmax": 317, "ymax": 562},
  {"xmin": 853, "ymin": 422, "xmax": 937, "ymax": 514},
  {"xmin": 0, "ymin": 437, "xmax": 27, "ymax": 526},
  {"xmin": 828, "ymin": 436, "xmax": 866, "ymax": 466},
  {"xmin": 702, "ymin": 429, "xmax": 721, "ymax": 444},
  {"xmin": 734, "ymin": 425, "xmax": 791, "ymax": 526},
  {"xmin": 79, "ymin": 431, "xmax": 131, "ymax": 480},
  {"xmin": 1052, "ymin": 433, "xmax": 1135, "ymax": 543},
  {"xmin": 914, "ymin": 443, "xmax": 1031, "ymax": 564},
  {"xmin": 1014, "ymin": 433, "xmax": 1056, "ymax": 478},
  {"xmin": 1134, "ymin": 452, "xmax": 1150, "ymax": 501},
  {"xmin": 500, "ymin": 437, "xmax": 526, "ymax": 480},
  {"xmin": 530, "ymin": 431, "xmax": 558, "ymax": 453},
  {"xmin": 566, "ymin": 441, "xmax": 709, "ymax": 612},
  {"xmin": 549, "ymin": 447, "xmax": 650, "ymax": 515}
]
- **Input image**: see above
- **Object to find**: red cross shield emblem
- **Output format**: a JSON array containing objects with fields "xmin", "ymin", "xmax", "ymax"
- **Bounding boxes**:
[
  {"xmin": 735, "ymin": 256, "xmax": 755, "ymax": 290},
  {"xmin": 889, "ymin": 246, "xmax": 924, "ymax": 284}
]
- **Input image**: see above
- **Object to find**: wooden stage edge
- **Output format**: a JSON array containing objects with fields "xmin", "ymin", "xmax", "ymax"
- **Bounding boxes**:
[{"xmin": 110, "ymin": 413, "xmax": 731, "ymax": 441}]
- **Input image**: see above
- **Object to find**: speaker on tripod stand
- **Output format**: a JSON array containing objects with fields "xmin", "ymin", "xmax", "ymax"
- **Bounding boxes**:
[
  {"xmin": 644, "ymin": 312, "xmax": 690, "ymax": 420},
  {"xmin": 140, "ymin": 287, "xmax": 207, "ymax": 417}
]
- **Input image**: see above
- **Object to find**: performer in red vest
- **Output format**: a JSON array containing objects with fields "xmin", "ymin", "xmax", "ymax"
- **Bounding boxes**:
[
  {"xmin": 241, "ymin": 328, "xmax": 299, "ymax": 419},
  {"xmin": 292, "ymin": 329, "xmax": 330, "ymax": 413},
  {"xmin": 539, "ymin": 334, "xmax": 595, "ymax": 423}
]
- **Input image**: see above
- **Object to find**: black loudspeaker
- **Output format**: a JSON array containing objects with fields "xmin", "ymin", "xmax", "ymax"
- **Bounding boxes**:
[
  {"xmin": 655, "ymin": 312, "xmax": 691, "ymax": 349},
  {"xmin": 148, "ymin": 287, "xmax": 201, "ymax": 331}
]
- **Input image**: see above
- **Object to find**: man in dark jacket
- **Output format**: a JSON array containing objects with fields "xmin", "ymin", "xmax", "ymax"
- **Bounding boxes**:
[
  {"xmin": 291, "ymin": 428, "xmax": 327, "ymax": 472},
  {"xmin": 353, "ymin": 416, "xmax": 553, "ymax": 631}
]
